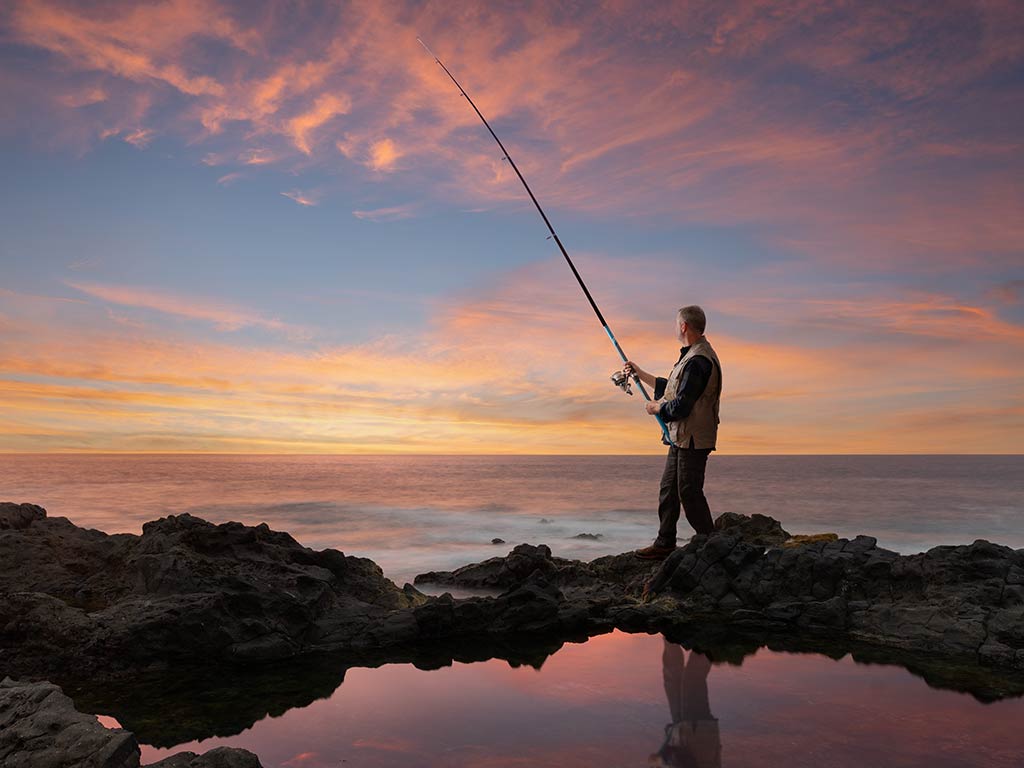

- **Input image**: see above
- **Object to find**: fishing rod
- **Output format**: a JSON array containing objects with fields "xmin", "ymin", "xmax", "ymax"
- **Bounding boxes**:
[{"xmin": 417, "ymin": 38, "xmax": 675, "ymax": 446}]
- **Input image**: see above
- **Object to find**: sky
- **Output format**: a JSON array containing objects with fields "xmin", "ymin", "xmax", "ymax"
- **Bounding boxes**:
[{"xmin": 0, "ymin": 0, "xmax": 1022, "ymax": 454}]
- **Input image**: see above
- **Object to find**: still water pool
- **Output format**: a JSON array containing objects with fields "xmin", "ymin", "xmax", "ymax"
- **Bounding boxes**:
[{"xmin": 93, "ymin": 630, "xmax": 1024, "ymax": 768}]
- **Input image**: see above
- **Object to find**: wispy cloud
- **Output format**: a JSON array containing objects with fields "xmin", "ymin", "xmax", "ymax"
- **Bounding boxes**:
[
  {"xmin": 0, "ymin": 255, "xmax": 1013, "ymax": 453},
  {"xmin": 64, "ymin": 280, "xmax": 299, "ymax": 334},
  {"xmin": 122, "ymin": 127, "xmax": 153, "ymax": 147},
  {"xmin": 281, "ymin": 189, "xmax": 318, "ymax": 206},
  {"xmin": 287, "ymin": 93, "xmax": 351, "ymax": 155},
  {"xmin": 4, "ymin": 0, "xmax": 1019, "ymax": 271},
  {"xmin": 352, "ymin": 203, "xmax": 417, "ymax": 222}
]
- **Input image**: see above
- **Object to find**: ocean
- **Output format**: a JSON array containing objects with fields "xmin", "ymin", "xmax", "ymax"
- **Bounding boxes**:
[{"xmin": 2, "ymin": 453, "xmax": 1021, "ymax": 585}]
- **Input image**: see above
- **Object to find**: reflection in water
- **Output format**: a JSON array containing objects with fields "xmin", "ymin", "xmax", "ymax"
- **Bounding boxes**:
[
  {"xmin": 76, "ymin": 630, "xmax": 1024, "ymax": 767},
  {"xmin": 652, "ymin": 640, "xmax": 721, "ymax": 768}
]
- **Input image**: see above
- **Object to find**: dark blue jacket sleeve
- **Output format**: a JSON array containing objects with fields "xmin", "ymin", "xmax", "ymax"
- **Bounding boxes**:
[
  {"xmin": 659, "ymin": 356, "xmax": 713, "ymax": 422},
  {"xmin": 654, "ymin": 377, "xmax": 668, "ymax": 400}
]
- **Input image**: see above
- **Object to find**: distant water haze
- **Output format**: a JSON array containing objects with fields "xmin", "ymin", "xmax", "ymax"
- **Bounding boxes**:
[{"xmin": 2, "ymin": 454, "xmax": 1021, "ymax": 586}]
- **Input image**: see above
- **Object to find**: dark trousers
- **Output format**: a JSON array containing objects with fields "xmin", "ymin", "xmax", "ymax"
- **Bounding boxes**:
[{"xmin": 656, "ymin": 445, "xmax": 714, "ymax": 545}]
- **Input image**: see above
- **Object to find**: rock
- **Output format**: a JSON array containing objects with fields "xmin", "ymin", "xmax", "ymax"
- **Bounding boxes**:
[
  {"xmin": 0, "ymin": 677, "xmax": 263, "ymax": 768},
  {"xmin": 0, "ymin": 677, "xmax": 138, "ymax": 768},
  {"xmin": 4, "ymin": 503, "xmax": 1024, "ymax": 702},
  {"xmin": 149, "ymin": 747, "xmax": 263, "ymax": 767},
  {"xmin": 572, "ymin": 533, "xmax": 603, "ymax": 540},
  {"xmin": 491, "ymin": 538, "xmax": 505, "ymax": 544},
  {"xmin": 784, "ymin": 533, "xmax": 840, "ymax": 548},
  {"xmin": 0, "ymin": 502, "xmax": 46, "ymax": 530},
  {"xmin": 0, "ymin": 507, "xmax": 417, "ymax": 681},
  {"xmin": 714, "ymin": 512, "xmax": 790, "ymax": 546}
]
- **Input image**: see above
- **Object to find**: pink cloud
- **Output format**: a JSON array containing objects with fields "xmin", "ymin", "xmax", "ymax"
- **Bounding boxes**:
[{"xmin": 3, "ymin": 0, "xmax": 1020, "ymax": 272}]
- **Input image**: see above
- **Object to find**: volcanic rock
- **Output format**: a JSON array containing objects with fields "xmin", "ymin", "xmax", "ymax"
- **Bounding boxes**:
[
  {"xmin": 713, "ymin": 512, "xmax": 790, "ymax": 546},
  {"xmin": 4, "ymin": 501, "xmax": 1024, "ymax": 700},
  {"xmin": 0, "ymin": 503, "xmax": 420, "ymax": 680},
  {"xmin": 0, "ymin": 677, "xmax": 263, "ymax": 767},
  {"xmin": 0, "ymin": 677, "xmax": 138, "ymax": 768}
]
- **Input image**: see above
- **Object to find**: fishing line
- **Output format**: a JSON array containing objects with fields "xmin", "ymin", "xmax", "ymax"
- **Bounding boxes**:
[{"xmin": 418, "ymin": 38, "xmax": 674, "ymax": 446}]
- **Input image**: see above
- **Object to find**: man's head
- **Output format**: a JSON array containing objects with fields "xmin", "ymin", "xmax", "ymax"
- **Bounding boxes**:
[{"xmin": 676, "ymin": 305, "xmax": 706, "ymax": 344}]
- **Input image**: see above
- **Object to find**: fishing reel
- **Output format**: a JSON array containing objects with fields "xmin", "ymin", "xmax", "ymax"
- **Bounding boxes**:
[{"xmin": 610, "ymin": 369, "xmax": 634, "ymax": 396}]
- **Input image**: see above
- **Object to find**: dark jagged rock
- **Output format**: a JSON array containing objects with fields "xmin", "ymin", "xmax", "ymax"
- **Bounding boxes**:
[
  {"xmin": 416, "ymin": 514, "xmax": 1024, "ymax": 671},
  {"xmin": 573, "ymin": 532, "xmax": 603, "ymax": 540},
  {"xmin": 491, "ymin": 538, "xmax": 505, "ymax": 544},
  {"xmin": 3, "ymin": 502, "xmax": 1023, "ymax": 712},
  {"xmin": 0, "ymin": 502, "xmax": 46, "ymax": 530},
  {"xmin": 0, "ymin": 504, "xmax": 421, "ymax": 681},
  {"xmin": 714, "ymin": 511, "xmax": 790, "ymax": 546},
  {"xmin": 149, "ymin": 747, "xmax": 263, "ymax": 767},
  {"xmin": 0, "ymin": 677, "xmax": 138, "ymax": 767},
  {"xmin": 0, "ymin": 677, "xmax": 262, "ymax": 767}
]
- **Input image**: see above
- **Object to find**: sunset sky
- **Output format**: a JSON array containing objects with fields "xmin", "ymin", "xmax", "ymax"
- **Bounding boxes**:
[{"xmin": 1, "ymin": 0, "xmax": 1022, "ymax": 454}]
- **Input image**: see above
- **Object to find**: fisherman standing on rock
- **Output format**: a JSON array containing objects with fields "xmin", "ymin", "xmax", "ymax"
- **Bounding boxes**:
[{"xmin": 625, "ymin": 305, "xmax": 723, "ymax": 560}]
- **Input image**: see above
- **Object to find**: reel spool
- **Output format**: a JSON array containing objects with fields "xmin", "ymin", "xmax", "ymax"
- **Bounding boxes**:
[{"xmin": 610, "ymin": 370, "xmax": 633, "ymax": 396}]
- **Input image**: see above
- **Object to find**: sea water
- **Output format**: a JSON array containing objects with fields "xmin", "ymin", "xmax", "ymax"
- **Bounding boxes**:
[{"xmin": 1, "ymin": 454, "xmax": 1021, "ymax": 584}]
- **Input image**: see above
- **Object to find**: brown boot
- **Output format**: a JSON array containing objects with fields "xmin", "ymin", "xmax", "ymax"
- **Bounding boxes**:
[{"xmin": 634, "ymin": 543, "xmax": 675, "ymax": 560}]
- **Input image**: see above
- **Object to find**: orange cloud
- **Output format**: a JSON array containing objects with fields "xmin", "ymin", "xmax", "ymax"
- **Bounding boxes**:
[
  {"xmin": 3, "ymin": 251, "xmax": 1021, "ymax": 454},
  {"xmin": 9, "ymin": 0, "xmax": 233, "ymax": 96},
  {"xmin": 5, "ymin": 0, "xmax": 1021, "ymax": 272},
  {"xmin": 367, "ymin": 138, "xmax": 401, "ymax": 170},
  {"xmin": 287, "ymin": 94, "xmax": 351, "ymax": 155}
]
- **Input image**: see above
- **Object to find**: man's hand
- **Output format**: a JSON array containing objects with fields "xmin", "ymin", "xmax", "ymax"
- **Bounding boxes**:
[
  {"xmin": 645, "ymin": 401, "xmax": 662, "ymax": 416},
  {"xmin": 625, "ymin": 360, "xmax": 657, "ymax": 389}
]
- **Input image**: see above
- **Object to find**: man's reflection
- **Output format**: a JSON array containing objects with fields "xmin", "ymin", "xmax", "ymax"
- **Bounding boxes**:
[{"xmin": 649, "ymin": 638, "xmax": 721, "ymax": 768}]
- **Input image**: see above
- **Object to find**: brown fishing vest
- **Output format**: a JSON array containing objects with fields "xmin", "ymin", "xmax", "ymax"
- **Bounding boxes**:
[{"xmin": 662, "ymin": 336, "xmax": 722, "ymax": 449}]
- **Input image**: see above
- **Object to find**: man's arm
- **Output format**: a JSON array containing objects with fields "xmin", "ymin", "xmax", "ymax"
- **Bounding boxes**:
[
  {"xmin": 659, "ymin": 356, "xmax": 713, "ymax": 422},
  {"xmin": 623, "ymin": 361, "xmax": 657, "ymax": 388}
]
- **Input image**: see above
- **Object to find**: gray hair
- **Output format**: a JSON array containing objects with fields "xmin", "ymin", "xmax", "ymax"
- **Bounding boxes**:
[{"xmin": 677, "ymin": 305, "xmax": 707, "ymax": 334}]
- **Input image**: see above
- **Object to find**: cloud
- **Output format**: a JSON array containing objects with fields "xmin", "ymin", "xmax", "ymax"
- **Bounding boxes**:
[
  {"xmin": 987, "ymin": 280, "xmax": 1024, "ymax": 305},
  {"xmin": 281, "ymin": 189, "xmax": 317, "ymax": 206},
  {"xmin": 64, "ymin": 280, "xmax": 300, "ymax": 334},
  {"xmin": 56, "ymin": 86, "xmax": 107, "ymax": 108},
  {"xmin": 122, "ymin": 127, "xmax": 153, "ymax": 147},
  {"xmin": 8, "ymin": 0, "xmax": 234, "ymax": 96},
  {"xmin": 367, "ymin": 138, "xmax": 401, "ymax": 171},
  {"xmin": 287, "ymin": 93, "xmax": 351, "ymax": 155},
  {"xmin": 4, "ymin": 250, "xmax": 1020, "ymax": 454},
  {"xmin": 351, "ymin": 203, "xmax": 417, "ymax": 222},
  {"xmin": 239, "ymin": 147, "xmax": 277, "ymax": 165},
  {"xmin": 3, "ymin": 0, "xmax": 1021, "ymax": 273}
]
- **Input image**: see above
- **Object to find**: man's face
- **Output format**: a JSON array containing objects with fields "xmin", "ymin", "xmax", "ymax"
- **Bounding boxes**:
[{"xmin": 676, "ymin": 317, "xmax": 687, "ymax": 343}]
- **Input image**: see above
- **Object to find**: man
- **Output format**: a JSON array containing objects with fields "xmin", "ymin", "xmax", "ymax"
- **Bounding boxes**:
[
  {"xmin": 648, "ymin": 639, "xmax": 721, "ymax": 768},
  {"xmin": 625, "ymin": 305, "xmax": 722, "ymax": 560}
]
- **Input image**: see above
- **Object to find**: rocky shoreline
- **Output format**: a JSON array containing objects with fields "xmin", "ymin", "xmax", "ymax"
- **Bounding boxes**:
[{"xmin": 2, "ymin": 501, "xmax": 1023, "ymax": 756}]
